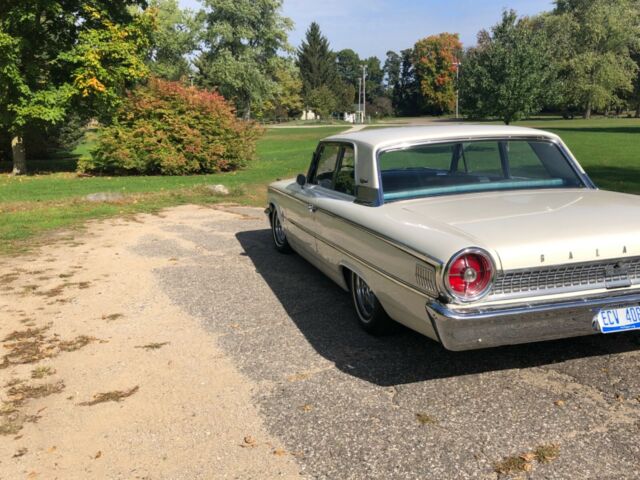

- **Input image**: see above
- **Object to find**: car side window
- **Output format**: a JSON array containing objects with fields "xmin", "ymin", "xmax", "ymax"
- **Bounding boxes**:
[
  {"xmin": 312, "ymin": 144, "xmax": 341, "ymax": 189},
  {"xmin": 462, "ymin": 141, "xmax": 503, "ymax": 177},
  {"xmin": 334, "ymin": 146, "xmax": 355, "ymax": 195}
]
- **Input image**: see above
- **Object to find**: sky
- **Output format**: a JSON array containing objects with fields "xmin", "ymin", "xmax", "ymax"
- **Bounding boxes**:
[{"xmin": 179, "ymin": 0, "xmax": 555, "ymax": 60}]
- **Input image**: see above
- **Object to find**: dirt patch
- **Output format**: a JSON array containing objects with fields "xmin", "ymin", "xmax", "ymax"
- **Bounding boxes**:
[{"xmin": 0, "ymin": 205, "xmax": 301, "ymax": 479}]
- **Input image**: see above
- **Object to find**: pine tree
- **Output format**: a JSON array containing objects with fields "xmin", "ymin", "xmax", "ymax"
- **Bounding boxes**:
[{"xmin": 297, "ymin": 22, "xmax": 338, "ymax": 101}]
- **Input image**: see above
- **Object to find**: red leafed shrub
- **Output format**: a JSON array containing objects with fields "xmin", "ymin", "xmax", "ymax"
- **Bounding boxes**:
[{"xmin": 80, "ymin": 78, "xmax": 262, "ymax": 175}]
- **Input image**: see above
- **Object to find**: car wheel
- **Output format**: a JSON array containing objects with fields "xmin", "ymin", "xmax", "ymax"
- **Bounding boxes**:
[
  {"xmin": 350, "ymin": 271, "xmax": 393, "ymax": 335},
  {"xmin": 271, "ymin": 208, "xmax": 292, "ymax": 254}
]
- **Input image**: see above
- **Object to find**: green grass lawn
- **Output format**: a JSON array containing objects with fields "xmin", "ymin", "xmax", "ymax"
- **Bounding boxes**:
[
  {"xmin": 0, "ymin": 126, "xmax": 345, "ymax": 253},
  {"xmin": 0, "ymin": 117, "xmax": 638, "ymax": 254}
]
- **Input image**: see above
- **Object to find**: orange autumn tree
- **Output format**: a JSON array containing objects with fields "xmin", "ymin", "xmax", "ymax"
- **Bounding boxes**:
[{"xmin": 412, "ymin": 33, "xmax": 463, "ymax": 114}]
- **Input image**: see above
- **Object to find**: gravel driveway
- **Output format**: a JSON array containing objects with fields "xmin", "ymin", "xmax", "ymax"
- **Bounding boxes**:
[{"xmin": 153, "ymin": 205, "xmax": 640, "ymax": 479}]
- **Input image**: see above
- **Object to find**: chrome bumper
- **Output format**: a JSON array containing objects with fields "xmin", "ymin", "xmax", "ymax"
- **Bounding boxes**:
[{"xmin": 426, "ymin": 292, "xmax": 640, "ymax": 351}]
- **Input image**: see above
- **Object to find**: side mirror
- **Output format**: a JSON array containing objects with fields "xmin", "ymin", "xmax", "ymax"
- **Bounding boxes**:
[{"xmin": 296, "ymin": 174, "xmax": 307, "ymax": 187}]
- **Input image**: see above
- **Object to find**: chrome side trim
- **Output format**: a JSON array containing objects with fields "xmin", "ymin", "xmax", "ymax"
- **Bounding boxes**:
[
  {"xmin": 285, "ymin": 217, "xmax": 433, "ymax": 299},
  {"xmin": 268, "ymin": 186, "xmax": 444, "ymax": 269}
]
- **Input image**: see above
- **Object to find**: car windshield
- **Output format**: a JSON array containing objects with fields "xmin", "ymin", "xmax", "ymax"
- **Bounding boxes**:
[{"xmin": 379, "ymin": 139, "xmax": 586, "ymax": 202}]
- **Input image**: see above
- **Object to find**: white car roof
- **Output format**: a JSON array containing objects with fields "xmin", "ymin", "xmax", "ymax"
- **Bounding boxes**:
[{"xmin": 323, "ymin": 125, "xmax": 559, "ymax": 150}]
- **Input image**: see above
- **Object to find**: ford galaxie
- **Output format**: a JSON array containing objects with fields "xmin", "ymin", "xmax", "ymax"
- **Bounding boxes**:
[{"xmin": 265, "ymin": 126, "xmax": 640, "ymax": 350}]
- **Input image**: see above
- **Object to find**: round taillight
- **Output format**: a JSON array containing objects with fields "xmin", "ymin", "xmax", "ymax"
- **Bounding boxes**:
[{"xmin": 445, "ymin": 249, "xmax": 494, "ymax": 301}]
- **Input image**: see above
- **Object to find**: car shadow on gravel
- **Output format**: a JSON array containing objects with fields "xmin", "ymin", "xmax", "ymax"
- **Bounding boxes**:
[{"xmin": 237, "ymin": 229, "xmax": 640, "ymax": 387}]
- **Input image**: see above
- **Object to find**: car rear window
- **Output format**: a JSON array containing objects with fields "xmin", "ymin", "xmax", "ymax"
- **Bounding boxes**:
[{"xmin": 379, "ymin": 139, "xmax": 585, "ymax": 202}]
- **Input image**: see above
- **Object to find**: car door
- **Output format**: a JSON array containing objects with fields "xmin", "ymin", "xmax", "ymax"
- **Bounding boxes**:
[
  {"xmin": 311, "ymin": 144, "xmax": 358, "ymax": 266},
  {"xmin": 285, "ymin": 143, "xmax": 342, "ymax": 256}
]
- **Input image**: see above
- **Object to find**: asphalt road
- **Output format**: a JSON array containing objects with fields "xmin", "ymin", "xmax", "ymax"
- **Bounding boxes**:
[{"xmin": 151, "ymin": 206, "xmax": 640, "ymax": 479}]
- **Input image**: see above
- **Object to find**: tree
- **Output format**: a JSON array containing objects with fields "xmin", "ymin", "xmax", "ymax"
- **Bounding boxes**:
[
  {"xmin": 460, "ymin": 10, "xmax": 555, "ymax": 124},
  {"xmin": 297, "ymin": 22, "xmax": 338, "ymax": 102},
  {"xmin": 363, "ymin": 56, "xmax": 384, "ymax": 99},
  {"xmin": 392, "ymin": 49, "xmax": 422, "ymax": 116},
  {"xmin": 148, "ymin": 0, "xmax": 203, "ymax": 81},
  {"xmin": 195, "ymin": 0, "xmax": 292, "ymax": 119},
  {"xmin": 412, "ymin": 33, "xmax": 462, "ymax": 114},
  {"xmin": 336, "ymin": 49, "xmax": 361, "ymax": 89},
  {"xmin": 307, "ymin": 85, "xmax": 337, "ymax": 119},
  {"xmin": 259, "ymin": 57, "xmax": 303, "ymax": 119},
  {"xmin": 551, "ymin": 0, "xmax": 640, "ymax": 118},
  {"xmin": 0, "ymin": 1, "xmax": 153, "ymax": 174},
  {"xmin": 383, "ymin": 50, "xmax": 401, "ymax": 91},
  {"xmin": 632, "ymin": 49, "xmax": 640, "ymax": 117}
]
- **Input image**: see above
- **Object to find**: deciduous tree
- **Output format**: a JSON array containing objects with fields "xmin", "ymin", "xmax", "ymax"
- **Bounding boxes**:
[
  {"xmin": 460, "ymin": 10, "xmax": 554, "ymax": 124},
  {"xmin": 412, "ymin": 33, "xmax": 462, "ymax": 114},
  {"xmin": 195, "ymin": 0, "xmax": 292, "ymax": 119},
  {"xmin": 0, "ymin": 1, "xmax": 153, "ymax": 174},
  {"xmin": 148, "ymin": 0, "xmax": 203, "ymax": 81},
  {"xmin": 551, "ymin": 0, "xmax": 640, "ymax": 118}
]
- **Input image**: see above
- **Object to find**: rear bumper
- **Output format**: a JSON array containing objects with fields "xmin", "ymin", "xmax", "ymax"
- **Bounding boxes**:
[{"xmin": 426, "ymin": 292, "xmax": 640, "ymax": 351}]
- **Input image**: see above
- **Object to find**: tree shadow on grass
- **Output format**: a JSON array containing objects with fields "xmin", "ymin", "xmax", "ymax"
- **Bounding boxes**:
[
  {"xmin": 237, "ymin": 228, "xmax": 640, "ymax": 386},
  {"xmin": 0, "ymin": 154, "xmax": 79, "ymax": 174},
  {"xmin": 584, "ymin": 165, "xmax": 640, "ymax": 195},
  {"xmin": 544, "ymin": 126, "xmax": 640, "ymax": 135}
]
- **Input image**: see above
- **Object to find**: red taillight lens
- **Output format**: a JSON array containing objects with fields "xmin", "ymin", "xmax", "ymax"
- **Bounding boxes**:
[{"xmin": 446, "ymin": 251, "xmax": 493, "ymax": 300}]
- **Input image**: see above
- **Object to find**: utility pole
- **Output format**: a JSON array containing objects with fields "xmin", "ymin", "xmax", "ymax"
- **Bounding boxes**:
[
  {"xmin": 361, "ymin": 65, "xmax": 368, "ymax": 124},
  {"xmin": 358, "ymin": 77, "xmax": 362, "ymax": 124},
  {"xmin": 455, "ymin": 62, "xmax": 460, "ymax": 120}
]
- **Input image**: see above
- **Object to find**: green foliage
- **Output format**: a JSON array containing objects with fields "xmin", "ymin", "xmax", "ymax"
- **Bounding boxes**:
[
  {"xmin": 256, "ymin": 57, "xmax": 303, "ymax": 119},
  {"xmin": 548, "ymin": 0, "xmax": 640, "ymax": 118},
  {"xmin": 383, "ymin": 51, "xmax": 401, "ymax": 92},
  {"xmin": 307, "ymin": 85, "xmax": 338, "ymax": 119},
  {"xmin": 336, "ymin": 49, "xmax": 362, "ymax": 90},
  {"xmin": 0, "ymin": 1, "xmax": 153, "ymax": 172},
  {"xmin": 412, "ymin": 33, "xmax": 462, "ymax": 114},
  {"xmin": 363, "ymin": 56, "xmax": 384, "ymax": 99},
  {"xmin": 195, "ymin": 0, "xmax": 292, "ymax": 118},
  {"xmin": 82, "ymin": 78, "xmax": 261, "ymax": 175},
  {"xmin": 148, "ymin": 0, "xmax": 203, "ymax": 81},
  {"xmin": 297, "ymin": 22, "xmax": 339, "ymax": 101},
  {"xmin": 392, "ymin": 49, "xmax": 422, "ymax": 116},
  {"xmin": 460, "ymin": 11, "xmax": 555, "ymax": 124}
]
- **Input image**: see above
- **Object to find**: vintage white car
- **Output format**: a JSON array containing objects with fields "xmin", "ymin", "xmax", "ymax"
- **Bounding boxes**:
[{"xmin": 265, "ymin": 125, "xmax": 640, "ymax": 350}]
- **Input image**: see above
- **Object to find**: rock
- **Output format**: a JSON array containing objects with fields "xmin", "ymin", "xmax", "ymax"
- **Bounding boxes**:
[
  {"xmin": 85, "ymin": 192, "xmax": 125, "ymax": 202},
  {"xmin": 206, "ymin": 184, "xmax": 230, "ymax": 196}
]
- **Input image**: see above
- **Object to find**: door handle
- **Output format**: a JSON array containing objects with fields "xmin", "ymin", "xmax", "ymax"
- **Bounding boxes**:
[{"xmin": 307, "ymin": 204, "xmax": 317, "ymax": 213}]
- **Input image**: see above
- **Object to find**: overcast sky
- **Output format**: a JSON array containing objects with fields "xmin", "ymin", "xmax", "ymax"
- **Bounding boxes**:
[{"xmin": 179, "ymin": 0, "xmax": 554, "ymax": 60}]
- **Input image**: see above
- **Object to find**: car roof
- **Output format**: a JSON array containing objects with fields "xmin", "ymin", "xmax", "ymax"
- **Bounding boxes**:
[{"xmin": 323, "ymin": 125, "xmax": 559, "ymax": 150}]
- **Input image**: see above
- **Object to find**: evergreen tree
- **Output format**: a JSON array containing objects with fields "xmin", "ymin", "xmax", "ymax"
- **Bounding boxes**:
[{"xmin": 297, "ymin": 22, "xmax": 338, "ymax": 103}]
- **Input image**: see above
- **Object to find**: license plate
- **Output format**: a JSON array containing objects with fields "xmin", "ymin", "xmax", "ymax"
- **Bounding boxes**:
[{"xmin": 595, "ymin": 306, "xmax": 640, "ymax": 333}]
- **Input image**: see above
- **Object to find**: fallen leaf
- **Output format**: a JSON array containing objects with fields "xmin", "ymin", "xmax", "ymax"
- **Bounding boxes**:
[
  {"xmin": 94, "ymin": 451, "xmax": 102, "ymax": 459},
  {"xmin": 554, "ymin": 400, "xmax": 565, "ymax": 407},
  {"xmin": 46, "ymin": 446, "xmax": 57, "ymax": 453},
  {"xmin": 300, "ymin": 404, "xmax": 313, "ymax": 412},
  {"xmin": 273, "ymin": 448, "xmax": 287, "ymax": 456},
  {"xmin": 241, "ymin": 435, "xmax": 257, "ymax": 448},
  {"xmin": 13, "ymin": 447, "xmax": 27, "ymax": 458}
]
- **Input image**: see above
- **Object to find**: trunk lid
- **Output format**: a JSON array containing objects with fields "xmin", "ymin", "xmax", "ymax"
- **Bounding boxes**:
[{"xmin": 396, "ymin": 189, "xmax": 640, "ymax": 270}]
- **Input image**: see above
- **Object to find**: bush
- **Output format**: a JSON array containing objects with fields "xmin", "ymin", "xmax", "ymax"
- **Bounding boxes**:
[{"xmin": 79, "ymin": 78, "xmax": 262, "ymax": 175}]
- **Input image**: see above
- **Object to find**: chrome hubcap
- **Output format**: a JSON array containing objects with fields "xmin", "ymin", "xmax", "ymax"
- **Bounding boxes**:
[
  {"xmin": 354, "ymin": 275, "xmax": 375, "ymax": 320},
  {"xmin": 273, "ymin": 212, "xmax": 286, "ymax": 246}
]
